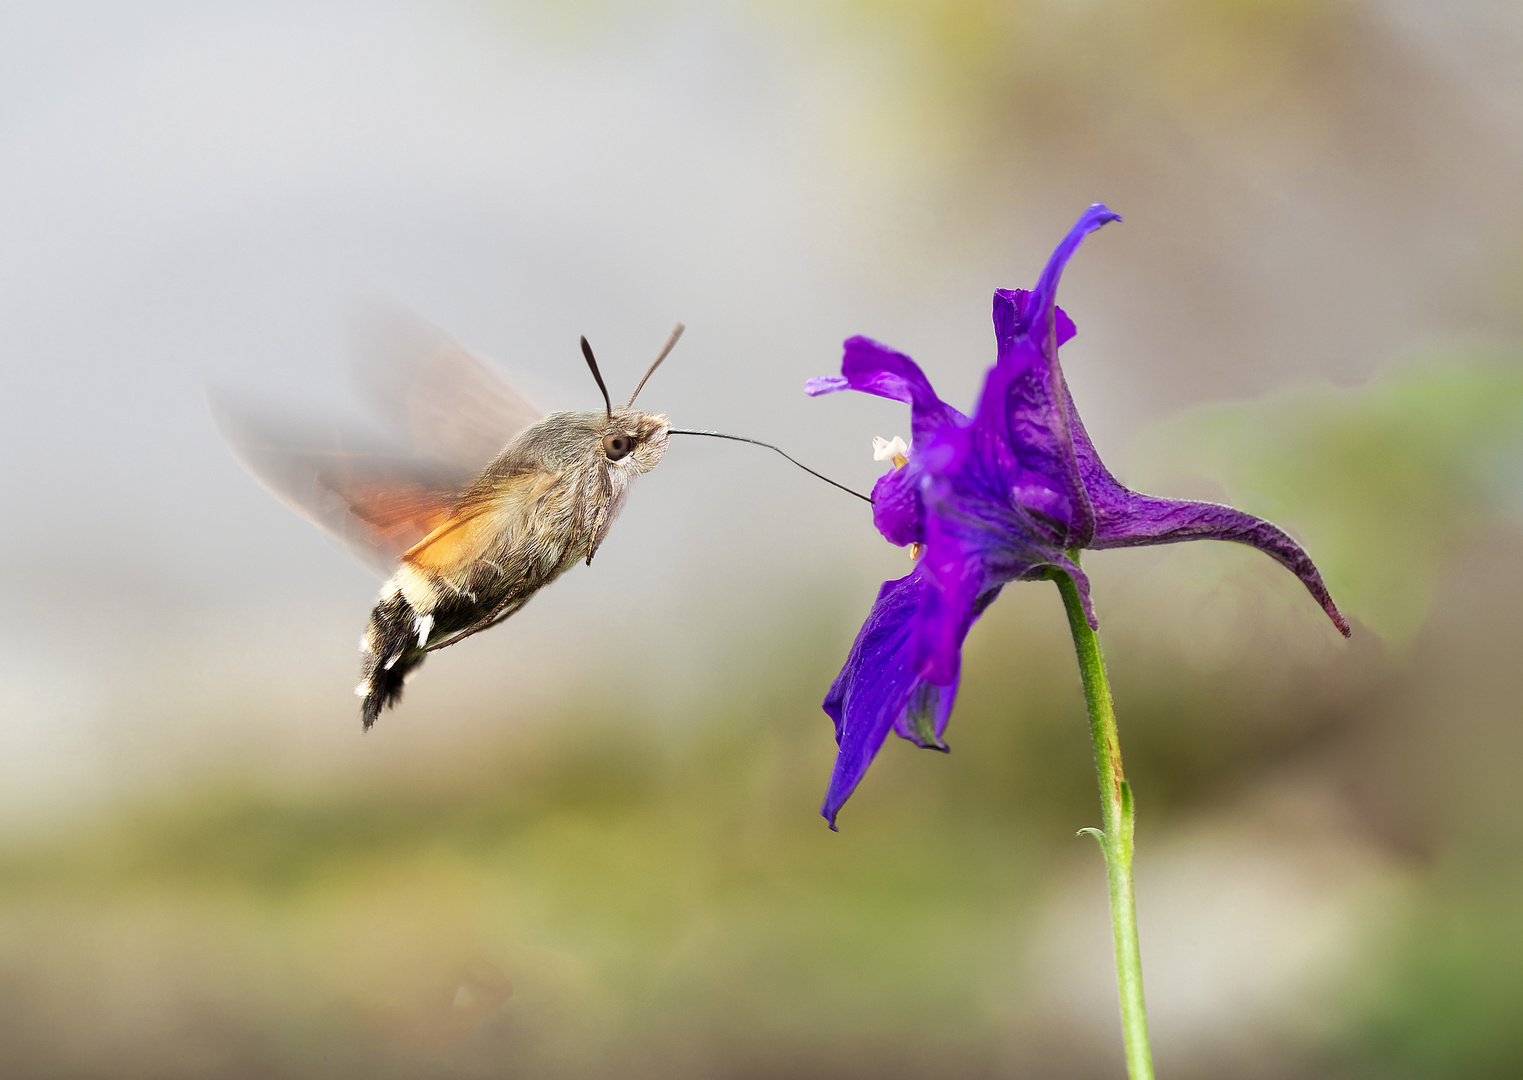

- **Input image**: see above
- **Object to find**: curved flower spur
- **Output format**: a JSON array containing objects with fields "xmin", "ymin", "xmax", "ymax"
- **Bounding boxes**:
[{"xmin": 806, "ymin": 203, "xmax": 1350, "ymax": 829}]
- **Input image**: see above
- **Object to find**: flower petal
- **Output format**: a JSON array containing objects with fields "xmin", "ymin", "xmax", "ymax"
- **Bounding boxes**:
[
  {"xmin": 805, "ymin": 375, "xmax": 849, "ymax": 396},
  {"xmin": 909, "ymin": 377, "xmax": 1075, "ymax": 680},
  {"xmin": 993, "ymin": 292, "xmax": 1078, "ymax": 352},
  {"xmin": 1018, "ymin": 203, "xmax": 1122, "ymax": 353},
  {"xmin": 829, "ymin": 336, "xmax": 968, "ymax": 444},
  {"xmin": 871, "ymin": 465, "xmax": 924, "ymax": 546},
  {"xmin": 910, "ymin": 539, "xmax": 1007, "ymax": 686},
  {"xmin": 1071, "ymin": 403, "xmax": 1351, "ymax": 636},
  {"xmin": 821, "ymin": 570, "xmax": 964, "ymax": 829},
  {"xmin": 811, "ymin": 336, "xmax": 974, "ymax": 551},
  {"xmin": 969, "ymin": 339, "xmax": 1084, "ymax": 541},
  {"xmin": 979, "ymin": 206, "xmax": 1122, "ymax": 544}
]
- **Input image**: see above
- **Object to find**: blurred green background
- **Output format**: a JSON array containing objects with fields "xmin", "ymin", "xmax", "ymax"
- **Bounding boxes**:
[{"xmin": 2, "ymin": 1, "xmax": 1522, "ymax": 1077}]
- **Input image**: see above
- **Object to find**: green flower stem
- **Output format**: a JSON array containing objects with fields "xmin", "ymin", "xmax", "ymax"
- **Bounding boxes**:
[{"xmin": 1053, "ymin": 562, "xmax": 1155, "ymax": 1080}]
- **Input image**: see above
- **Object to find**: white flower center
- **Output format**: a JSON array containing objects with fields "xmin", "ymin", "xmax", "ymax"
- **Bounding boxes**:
[{"xmin": 872, "ymin": 435, "xmax": 910, "ymax": 470}]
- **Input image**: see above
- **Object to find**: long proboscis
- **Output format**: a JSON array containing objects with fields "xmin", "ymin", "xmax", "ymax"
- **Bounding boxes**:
[
  {"xmin": 627, "ymin": 323, "xmax": 684, "ymax": 407},
  {"xmin": 668, "ymin": 429, "xmax": 874, "ymax": 504}
]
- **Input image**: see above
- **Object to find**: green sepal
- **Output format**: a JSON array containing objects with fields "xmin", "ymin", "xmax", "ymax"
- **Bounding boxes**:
[{"xmin": 905, "ymin": 684, "xmax": 949, "ymax": 751}]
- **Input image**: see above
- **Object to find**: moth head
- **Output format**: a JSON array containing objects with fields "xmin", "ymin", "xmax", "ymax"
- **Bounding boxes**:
[
  {"xmin": 601, "ymin": 407, "xmax": 670, "ymax": 474},
  {"xmin": 578, "ymin": 326, "xmax": 680, "ymax": 475}
]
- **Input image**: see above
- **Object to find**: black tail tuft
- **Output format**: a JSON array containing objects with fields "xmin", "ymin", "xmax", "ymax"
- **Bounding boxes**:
[{"xmin": 358, "ymin": 593, "xmax": 428, "ymax": 730}]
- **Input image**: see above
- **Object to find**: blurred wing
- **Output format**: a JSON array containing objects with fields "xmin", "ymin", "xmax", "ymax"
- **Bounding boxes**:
[
  {"xmin": 401, "ymin": 469, "xmax": 558, "ymax": 573},
  {"xmin": 352, "ymin": 308, "xmax": 543, "ymax": 470},
  {"xmin": 213, "ymin": 399, "xmax": 472, "ymax": 578}
]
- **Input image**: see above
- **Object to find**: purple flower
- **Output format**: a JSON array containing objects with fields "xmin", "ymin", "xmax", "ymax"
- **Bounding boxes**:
[{"xmin": 807, "ymin": 204, "xmax": 1350, "ymax": 829}]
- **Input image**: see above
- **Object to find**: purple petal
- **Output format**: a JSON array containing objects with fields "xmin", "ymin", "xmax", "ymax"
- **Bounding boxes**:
[
  {"xmin": 811, "ymin": 336, "xmax": 974, "ymax": 552},
  {"xmin": 835, "ymin": 336, "xmax": 968, "ymax": 444},
  {"xmin": 993, "ymin": 292, "xmax": 1078, "ymax": 352},
  {"xmin": 821, "ymin": 570, "xmax": 964, "ymax": 829},
  {"xmin": 977, "ymin": 207, "xmax": 1120, "ymax": 544},
  {"xmin": 908, "ymin": 391, "xmax": 1074, "ymax": 680},
  {"xmin": 805, "ymin": 375, "xmax": 849, "ymax": 396},
  {"xmin": 911, "ymin": 544, "xmax": 1009, "ymax": 686},
  {"xmin": 871, "ymin": 466, "xmax": 924, "ymax": 547},
  {"xmin": 1019, "ymin": 204, "xmax": 1121, "ymax": 353},
  {"xmin": 914, "ymin": 484, "xmax": 1050, "ymax": 681},
  {"xmin": 836, "ymin": 336, "xmax": 935, "ymax": 406},
  {"xmin": 910, "ymin": 533, "xmax": 987, "ymax": 686},
  {"xmin": 961, "ymin": 339, "xmax": 1085, "ymax": 542}
]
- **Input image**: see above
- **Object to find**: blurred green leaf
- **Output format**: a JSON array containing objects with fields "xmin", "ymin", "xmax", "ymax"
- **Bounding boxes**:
[{"xmin": 1346, "ymin": 878, "xmax": 1523, "ymax": 1080}]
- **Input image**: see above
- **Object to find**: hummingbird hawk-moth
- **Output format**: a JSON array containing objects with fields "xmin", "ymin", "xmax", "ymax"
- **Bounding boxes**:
[
  {"xmin": 217, "ymin": 315, "xmax": 869, "ymax": 729},
  {"xmin": 217, "ymin": 317, "xmax": 682, "ymax": 728}
]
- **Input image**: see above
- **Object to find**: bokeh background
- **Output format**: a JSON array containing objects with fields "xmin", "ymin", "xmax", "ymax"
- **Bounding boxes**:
[{"xmin": 2, "ymin": 1, "xmax": 1522, "ymax": 1077}]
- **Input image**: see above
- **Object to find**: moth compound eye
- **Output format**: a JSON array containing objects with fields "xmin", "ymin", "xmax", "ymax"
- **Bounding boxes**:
[{"xmin": 602, "ymin": 432, "xmax": 634, "ymax": 461}]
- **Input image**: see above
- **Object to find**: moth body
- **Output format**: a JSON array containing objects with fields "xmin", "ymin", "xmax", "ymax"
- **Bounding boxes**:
[{"xmin": 356, "ymin": 406, "xmax": 669, "ymax": 727}]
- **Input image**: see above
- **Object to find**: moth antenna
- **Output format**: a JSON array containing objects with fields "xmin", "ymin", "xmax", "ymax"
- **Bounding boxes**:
[
  {"xmin": 580, "ymin": 336, "xmax": 613, "ymax": 420},
  {"xmin": 627, "ymin": 323, "xmax": 684, "ymax": 407},
  {"xmin": 668, "ymin": 429, "xmax": 874, "ymax": 504}
]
